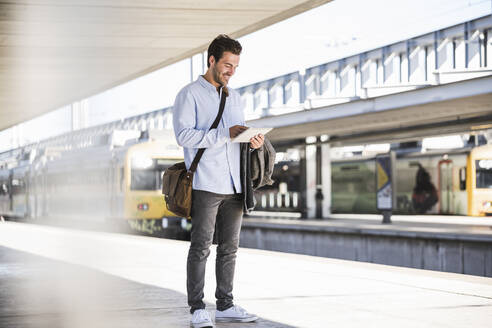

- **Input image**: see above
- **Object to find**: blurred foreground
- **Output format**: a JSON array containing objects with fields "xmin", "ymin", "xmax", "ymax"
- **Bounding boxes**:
[{"xmin": 1, "ymin": 221, "xmax": 491, "ymax": 328}]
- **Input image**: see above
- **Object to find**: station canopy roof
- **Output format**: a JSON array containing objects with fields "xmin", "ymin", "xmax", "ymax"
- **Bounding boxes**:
[{"xmin": 0, "ymin": 0, "xmax": 330, "ymax": 131}]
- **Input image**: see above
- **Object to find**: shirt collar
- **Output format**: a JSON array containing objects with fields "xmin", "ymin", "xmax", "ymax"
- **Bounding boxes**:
[{"xmin": 198, "ymin": 75, "xmax": 227, "ymax": 96}]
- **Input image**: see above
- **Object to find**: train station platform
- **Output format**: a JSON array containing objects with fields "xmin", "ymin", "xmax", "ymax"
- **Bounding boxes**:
[
  {"xmin": 241, "ymin": 213, "xmax": 492, "ymax": 277},
  {"xmin": 1, "ymin": 221, "xmax": 491, "ymax": 328},
  {"xmin": 245, "ymin": 212, "xmax": 492, "ymax": 240}
]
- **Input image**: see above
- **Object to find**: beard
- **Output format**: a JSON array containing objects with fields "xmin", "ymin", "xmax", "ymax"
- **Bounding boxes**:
[{"xmin": 212, "ymin": 66, "xmax": 229, "ymax": 86}]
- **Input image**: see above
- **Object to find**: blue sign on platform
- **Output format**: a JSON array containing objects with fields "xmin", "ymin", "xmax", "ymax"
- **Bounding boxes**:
[{"xmin": 376, "ymin": 154, "xmax": 393, "ymax": 210}]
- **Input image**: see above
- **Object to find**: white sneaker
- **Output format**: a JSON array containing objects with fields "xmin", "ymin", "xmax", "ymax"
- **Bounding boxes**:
[
  {"xmin": 215, "ymin": 305, "xmax": 258, "ymax": 323},
  {"xmin": 190, "ymin": 309, "xmax": 214, "ymax": 328}
]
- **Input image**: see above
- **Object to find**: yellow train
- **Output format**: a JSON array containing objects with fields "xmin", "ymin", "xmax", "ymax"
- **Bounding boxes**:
[
  {"xmin": 467, "ymin": 144, "xmax": 492, "ymax": 216},
  {"xmin": 0, "ymin": 130, "xmax": 188, "ymax": 237}
]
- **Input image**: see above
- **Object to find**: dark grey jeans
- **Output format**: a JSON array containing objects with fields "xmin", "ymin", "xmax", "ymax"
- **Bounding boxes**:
[{"xmin": 187, "ymin": 190, "xmax": 244, "ymax": 314}]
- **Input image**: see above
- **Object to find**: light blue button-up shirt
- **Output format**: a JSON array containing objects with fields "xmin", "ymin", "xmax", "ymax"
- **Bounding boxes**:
[{"xmin": 172, "ymin": 75, "xmax": 245, "ymax": 194}]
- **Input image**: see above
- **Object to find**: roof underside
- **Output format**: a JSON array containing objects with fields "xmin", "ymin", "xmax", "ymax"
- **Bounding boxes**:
[{"xmin": 0, "ymin": 0, "xmax": 331, "ymax": 131}]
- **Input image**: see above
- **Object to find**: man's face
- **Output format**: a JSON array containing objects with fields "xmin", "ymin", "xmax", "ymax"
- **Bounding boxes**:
[{"xmin": 210, "ymin": 51, "xmax": 240, "ymax": 86}]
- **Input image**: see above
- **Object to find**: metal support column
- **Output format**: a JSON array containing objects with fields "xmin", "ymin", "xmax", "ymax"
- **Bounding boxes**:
[
  {"xmin": 306, "ymin": 140, "xmax": 317, "ymax": 218},
  {"xmin": 321, "ymin": 138, "xmax": 331, "ymax": 217},
  {"xmin": 299, "ymin": 148, "xmax": 307, "ymax": 219},
  {"xmin": 315, "ymin": 136, "xmax": 323, "ymax": 219}
]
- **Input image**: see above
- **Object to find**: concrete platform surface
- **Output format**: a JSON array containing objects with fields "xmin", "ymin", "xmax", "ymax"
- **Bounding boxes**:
[{"xmin": 1, "ymin": 221, "xmax": 492, "ymax": 328}]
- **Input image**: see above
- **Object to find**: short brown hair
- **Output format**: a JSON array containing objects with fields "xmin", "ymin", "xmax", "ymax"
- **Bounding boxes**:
[{"xmin": 207, "ymin": 34, "xmax": 242, "ymax": 67}]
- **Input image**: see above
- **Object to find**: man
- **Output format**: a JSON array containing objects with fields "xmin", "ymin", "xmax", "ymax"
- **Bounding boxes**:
[{"xmin": 173, "ymin": 34, "xmax": 264, "ymax": 328}]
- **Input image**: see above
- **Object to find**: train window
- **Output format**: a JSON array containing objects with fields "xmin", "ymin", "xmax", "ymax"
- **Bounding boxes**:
[
  {"xmin": 130, "ymin": 158, "xmax": 177, "ymax": 191},
  {"xmin": 130, "ymin": 158, "xmax": 177, "ymax": 190},
  {"xmin": 475, "ymin": 160, "xmax": 492, "ymax": 189},
  {"xmin": 459, "ymin": 167, "xmax": 466, "ymax": 190},
  {"xmin": 11, "ymin": 178, "xmax": 25, "ymax": 195},
  {"xmin": 131, "ymin": 169, "xmax": 159, "ymax": 190}
]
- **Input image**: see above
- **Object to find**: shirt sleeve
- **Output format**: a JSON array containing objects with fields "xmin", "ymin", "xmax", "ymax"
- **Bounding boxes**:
[{"xmin": 172, "ymin": 88, "xmax": 230, "ymax": 149}]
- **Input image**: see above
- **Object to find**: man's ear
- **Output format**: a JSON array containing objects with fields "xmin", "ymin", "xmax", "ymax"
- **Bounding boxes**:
[{"xmin": 209, "ymin": 55, "xmax": 215, "ymax": 67}]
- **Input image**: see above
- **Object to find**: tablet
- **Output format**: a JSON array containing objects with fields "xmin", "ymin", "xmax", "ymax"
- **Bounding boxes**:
[{"xmin": 231, "ymin": 127, "xmax": 273, "ymax": 143}]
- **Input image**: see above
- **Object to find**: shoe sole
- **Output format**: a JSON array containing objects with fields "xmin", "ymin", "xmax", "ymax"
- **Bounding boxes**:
[
  {"xmin": 215, "ymin": 316, "xmax": 258, "ymax": 323},
  {"xmin": 190, "ymin": 323, "xmax": 214, "ymax": 328}
]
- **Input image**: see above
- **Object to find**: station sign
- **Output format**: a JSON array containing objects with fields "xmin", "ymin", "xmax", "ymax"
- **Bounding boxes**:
[{"xmin": 376, "ymin": 152, "xmax": 395, "ymax": 211}]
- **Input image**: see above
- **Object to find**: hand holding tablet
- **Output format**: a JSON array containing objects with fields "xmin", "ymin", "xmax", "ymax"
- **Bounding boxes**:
[{"xmin": 230, "ymin": 127, "xmax": 273, "ymax": 143}]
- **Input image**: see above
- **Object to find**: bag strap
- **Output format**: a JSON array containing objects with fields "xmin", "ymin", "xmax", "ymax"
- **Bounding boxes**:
[{"xmin": 188, "ymin": 86, "xmax": 228, "ymax": 173}]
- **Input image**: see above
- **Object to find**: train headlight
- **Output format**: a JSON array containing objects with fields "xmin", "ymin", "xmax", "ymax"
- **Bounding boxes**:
[
  {"xmin": 137, "ymin": 203, "xmax": 149, "ymax": 211},
  {"xmin": 483, "ymin": 201, "xmax": 491, "ymax": 209},
  {"xmin": 162, "ymin": 218, "xmax": 168, "ymax": 228},
  {"xmin": 181, "ymin": 218, "xmax": 190, "ymax": 231},
  {"xmin": 478, "ymin": 160, "xmax": 492, "ymax": 170},
  {"xmin": 132, "ymin": 157, "xmax": 153, "ymax": 169}
]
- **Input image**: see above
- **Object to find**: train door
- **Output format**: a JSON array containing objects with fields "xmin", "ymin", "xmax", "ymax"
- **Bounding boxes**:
[{"xmin": 438, "ymin": 159, "xmax": 453, "ymax": 214}]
